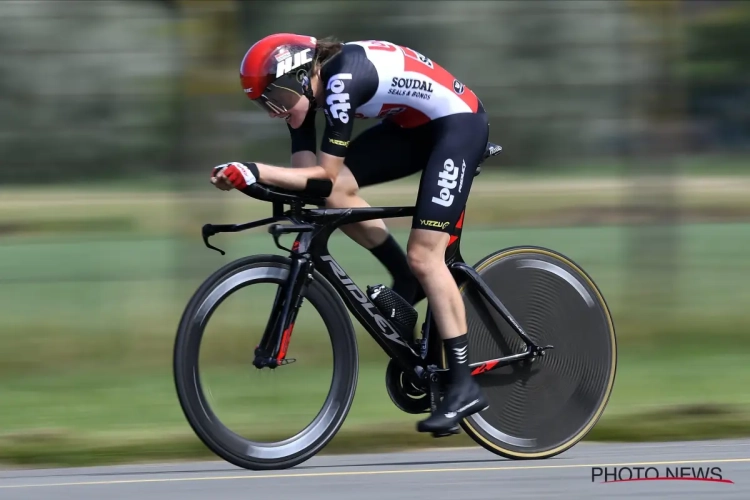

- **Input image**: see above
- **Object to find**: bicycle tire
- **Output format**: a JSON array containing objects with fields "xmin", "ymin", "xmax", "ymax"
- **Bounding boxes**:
[
  {"xmin": 173, "ymin": 254, "xmax": 359, "ymax": 470},
  {"xmin": 450, "ymin": 246, "xmax": 617, "ymax": 460}
]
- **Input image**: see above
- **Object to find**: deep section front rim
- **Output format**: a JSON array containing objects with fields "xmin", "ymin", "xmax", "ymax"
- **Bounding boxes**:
[{"xmin": 173, "ymin": 256, "xmax": 358, "ymax": 470}]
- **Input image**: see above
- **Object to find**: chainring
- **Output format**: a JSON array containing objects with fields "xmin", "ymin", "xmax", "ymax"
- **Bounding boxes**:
[{"xmin": 385, "ymin": 358, "xmax": 430, "ymax": 414}]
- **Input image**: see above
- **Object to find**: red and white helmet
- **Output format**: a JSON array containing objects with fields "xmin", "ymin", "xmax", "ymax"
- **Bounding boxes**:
[{"xmin": 240, "ymin": 33, "xmax": 317, "ymax": 114}]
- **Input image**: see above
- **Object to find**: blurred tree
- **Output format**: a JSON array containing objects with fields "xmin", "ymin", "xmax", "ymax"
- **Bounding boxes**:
[
  {"xmin": 0, "ymin": 0, "xmax": 181, "ymax": 184},
  {"xmin": 683, "ymin": 2, "xmax": 750, "ymax": 151}
]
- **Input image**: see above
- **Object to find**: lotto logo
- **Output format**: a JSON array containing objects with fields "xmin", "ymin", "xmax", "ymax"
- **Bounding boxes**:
[
  {"xmin": 326, "ymin": 73, "xmax": 352, "ymax": 123},
  {"xmin": 276, "ymin": 49, "xmax": 313, "ymax": 77},
  {"xmin": 431, "ymin": 159, "xmax": 459, "ymax": 207}
]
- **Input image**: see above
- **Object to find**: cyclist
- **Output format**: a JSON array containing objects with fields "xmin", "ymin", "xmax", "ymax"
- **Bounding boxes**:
[{"xmin": 211, "ymin": 33, "xmax": 490, "ymax": 435}]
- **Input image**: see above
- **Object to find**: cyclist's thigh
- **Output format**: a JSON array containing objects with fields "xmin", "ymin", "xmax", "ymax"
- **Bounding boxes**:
[
  {"xmin": 344, "ymin": 121, "xmax": 430, "ymax": 188},
  {"xmin": 412, "ymin": 112, "xmax": 490, "ymax": 233}
]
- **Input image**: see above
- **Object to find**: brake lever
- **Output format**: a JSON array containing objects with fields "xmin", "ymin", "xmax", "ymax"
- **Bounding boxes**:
[{"xmin": 202, "ymin": 224, "xmax": 226, "ymax": 255}]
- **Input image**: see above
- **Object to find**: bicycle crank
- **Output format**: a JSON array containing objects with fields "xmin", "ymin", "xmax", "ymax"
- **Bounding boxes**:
[{"xmin": 385, "ymin": 358, "xmax": 430, "ymax": 414}]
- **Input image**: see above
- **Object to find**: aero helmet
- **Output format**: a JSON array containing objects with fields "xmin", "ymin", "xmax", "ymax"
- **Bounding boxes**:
[{"xmin": 240, "ymin": 33, "xmax": 317, "ymax": 113}]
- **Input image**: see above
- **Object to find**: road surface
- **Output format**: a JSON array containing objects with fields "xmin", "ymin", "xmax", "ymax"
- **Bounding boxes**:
[{"xmin": 1, "ymin": 439, "xmax": 748, "ymax": 499}]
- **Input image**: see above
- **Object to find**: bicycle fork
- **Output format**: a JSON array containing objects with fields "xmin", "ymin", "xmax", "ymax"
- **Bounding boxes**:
[{"xmin": 253, "ymin": 239, "xmax": 312, "ymax": 369}]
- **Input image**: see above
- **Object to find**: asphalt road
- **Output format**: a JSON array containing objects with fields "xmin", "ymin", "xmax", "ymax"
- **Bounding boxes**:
[{"xmin": 1, "ymin": 439, "xmax": 749, "ymax": 499}]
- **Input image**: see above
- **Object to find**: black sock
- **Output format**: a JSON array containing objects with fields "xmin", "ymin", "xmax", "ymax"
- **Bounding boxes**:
[
  {"xmin": 369, "ymin": 234, "xmax": 423, "ymax": 304},
  {"xmin": 444, "ymin": 334, "xmax": 471, "ymax": 385}
]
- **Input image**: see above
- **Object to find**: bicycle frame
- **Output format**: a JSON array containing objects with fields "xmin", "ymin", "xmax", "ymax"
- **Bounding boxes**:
[{"xmin": 201, "ymin": 182, "xmax": 550, "ymax": 388}]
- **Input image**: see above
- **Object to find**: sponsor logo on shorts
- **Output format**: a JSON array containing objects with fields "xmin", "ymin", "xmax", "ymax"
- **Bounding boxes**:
[
  {"xmin": 328, "ymin": 138, "xmax": 349, "ymax": 147},
  {"xmin": 458, "ymin": 159, "xmax": 466, "ymax": 193},
  {"xmin": 431, "ymin": 158, "xmax": 459, "ymax": 207},
  {"xmin": 419, "ymin": 220, "xmax": 451, "ymax": 229},
  {"xmin": 326, "ymin": 73, "xmax": 353, "ymax": 123}
]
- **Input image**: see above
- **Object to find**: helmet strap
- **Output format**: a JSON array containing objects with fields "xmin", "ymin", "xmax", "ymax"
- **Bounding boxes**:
[
  {"xmin": 297, "ymin": 68, "xmax": 315, "ymax": 111},
  {"xmin": 299, "ymin": 69, "xmax": 317, "ymax": 110},
  {"xmin": 305, "ymin": 87, "xmax": 317, "ymax": 110}
]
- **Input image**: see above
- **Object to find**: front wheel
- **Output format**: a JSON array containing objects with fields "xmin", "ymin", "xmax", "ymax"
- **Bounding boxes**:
[
  {"xmin": 173, "ymin": 254, "xmax": 359, "ymax": 470},
  {"xmin": 454, "ymin": 246, "xmax": 617, "ymax": 460}
]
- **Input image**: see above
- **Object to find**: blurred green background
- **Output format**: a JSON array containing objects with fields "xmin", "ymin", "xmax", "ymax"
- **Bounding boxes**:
[{"xmin": 2, "ymin": 0, "xmax": 750, "ymax": 466}]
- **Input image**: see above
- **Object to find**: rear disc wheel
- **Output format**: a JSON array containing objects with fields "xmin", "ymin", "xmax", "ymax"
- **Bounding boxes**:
[{"xmin": 453, "ymin": 246, "xmax": 617, "ymax": 460}]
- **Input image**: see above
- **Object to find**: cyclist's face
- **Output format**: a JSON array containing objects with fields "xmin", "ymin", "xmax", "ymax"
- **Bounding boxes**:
[{"xmin": 269, "ymin": 95, "xmax": 310, "ymax": 128}]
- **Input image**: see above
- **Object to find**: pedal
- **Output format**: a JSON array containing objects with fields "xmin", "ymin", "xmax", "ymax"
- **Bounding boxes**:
[{"xmin": 431, "ymin": 425, "xmax": 461, "ymax": 438}]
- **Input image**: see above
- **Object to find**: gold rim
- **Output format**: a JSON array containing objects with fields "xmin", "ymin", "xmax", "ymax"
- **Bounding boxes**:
[{"xmin": 443, "ymin": 247, "xmax": 617, "ymax": 459}]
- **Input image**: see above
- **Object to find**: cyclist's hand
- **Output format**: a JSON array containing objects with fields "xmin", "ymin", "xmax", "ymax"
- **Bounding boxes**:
[{"xmin": 211, "ymin": 162, "xmax": 258, "ymax": 191}]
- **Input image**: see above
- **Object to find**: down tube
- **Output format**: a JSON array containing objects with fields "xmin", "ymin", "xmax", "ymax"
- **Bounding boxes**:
[{"xmin": 314, "ymin": 253, "xmax": 423, "ymax": 371}]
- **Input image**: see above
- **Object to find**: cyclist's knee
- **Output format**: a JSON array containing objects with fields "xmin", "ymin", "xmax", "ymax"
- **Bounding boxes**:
[
  {"xmin": 326, "ymin": 188, "xmax": 358, "ymax": 208},
  {"xmin": 326, "ymin": 170, "xmax": 360, "ymax": 208},
  {"xmin": 406, "ymin": 231, "xmax": 449, "ymax": 278},
  {"xmin": 407, "ymin": 246, "xmax": 438, "ymax": 279}
]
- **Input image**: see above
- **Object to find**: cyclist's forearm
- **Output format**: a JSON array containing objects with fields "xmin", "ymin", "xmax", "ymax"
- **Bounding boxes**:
[{"xmin": 255, "ymin": 162, "xmax": 330, "ymax": 191}]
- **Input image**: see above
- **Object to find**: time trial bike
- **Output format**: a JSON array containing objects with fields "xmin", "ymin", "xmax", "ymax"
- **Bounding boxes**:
[{"xmin": 173, "ymin": 141, "xmax": 617, "ymax": 470}]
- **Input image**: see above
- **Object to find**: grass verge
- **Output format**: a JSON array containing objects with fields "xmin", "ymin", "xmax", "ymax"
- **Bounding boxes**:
[{"xmin": 587, "ymin": 404, "xmax": 750, "ymax": 443}]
